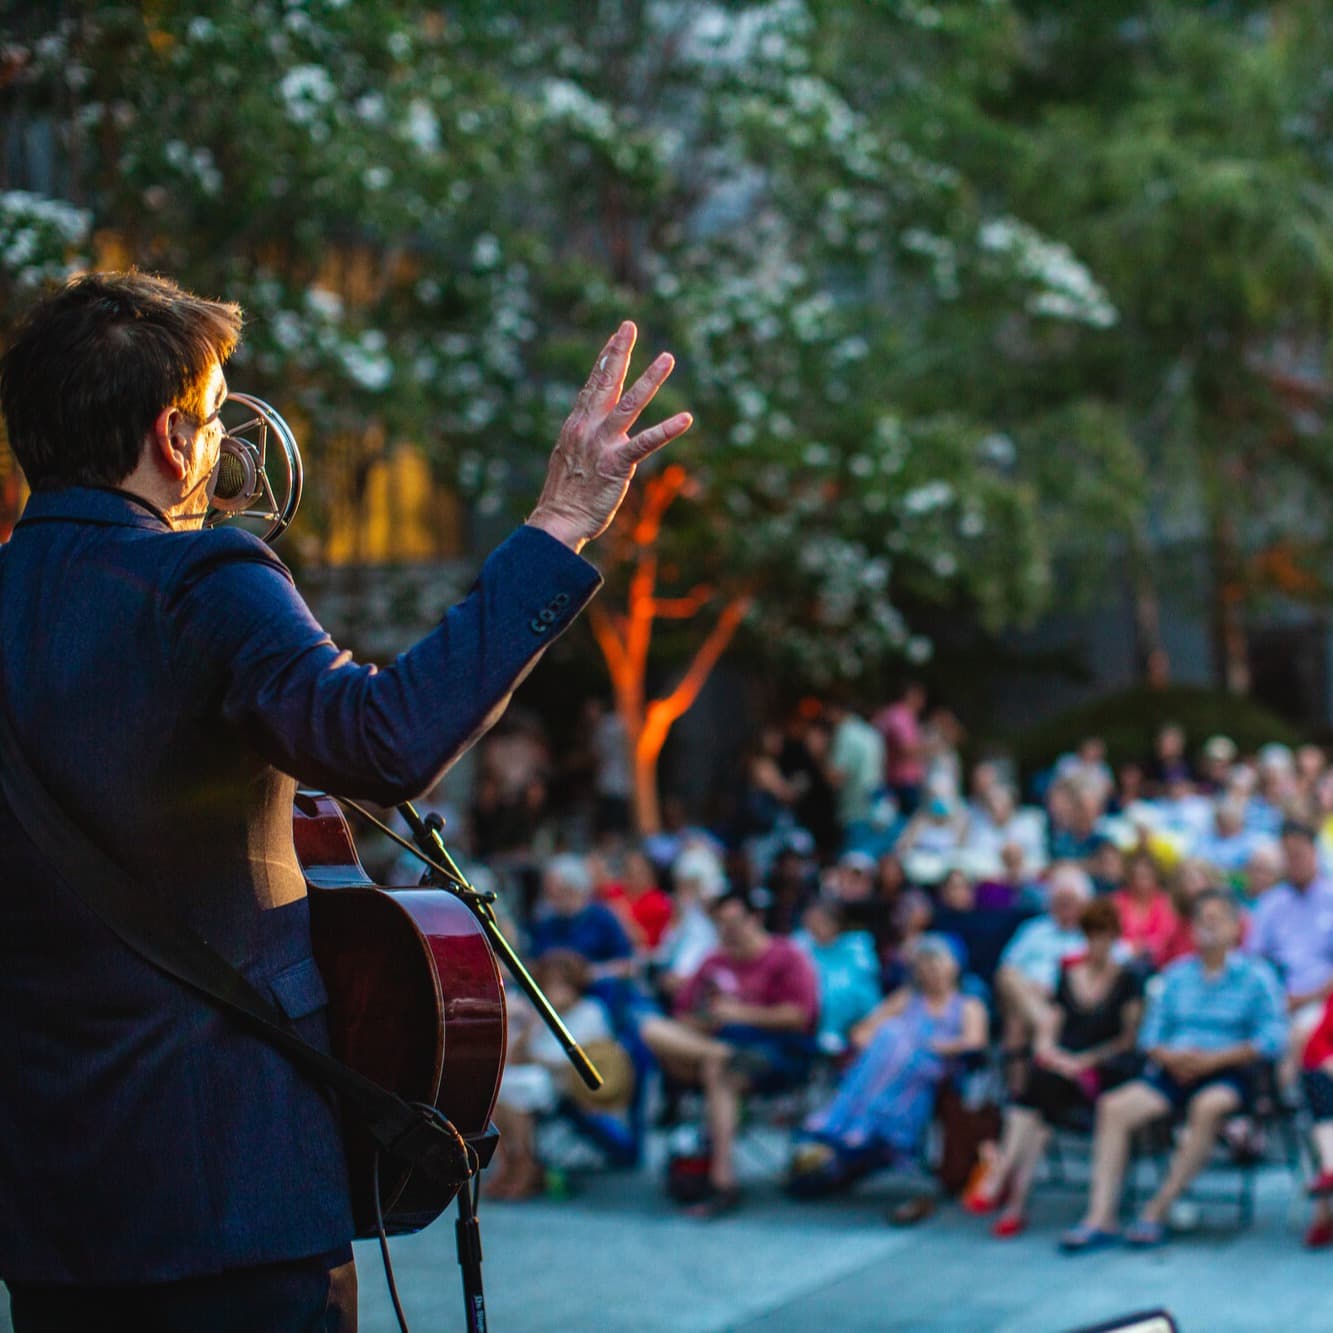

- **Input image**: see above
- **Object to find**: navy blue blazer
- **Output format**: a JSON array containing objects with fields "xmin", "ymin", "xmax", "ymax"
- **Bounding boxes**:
[{"xmin": 0, "ymin": 486, "xmax": 600, "ymax": 1284}]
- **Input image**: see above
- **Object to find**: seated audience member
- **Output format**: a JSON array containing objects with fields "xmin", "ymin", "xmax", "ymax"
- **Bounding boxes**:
[
  {"xmin": 1159, "ymin": 858, "xmax": 1225, "ymax": 965},
  {"xmin": 1154, "ymin": 775, "xmax": 1215, "ymax": 852},
  {"xmin": 1054, "ymin": 737, "xmax": 1115, "ymax": 807},
  {"xmin": 529, "ymin": 854, "xmax": 634, "ymax": 983},
  {"xmin": 1108, "ymin": 761, "xmax": 1146, "ymax": 816},
  {"xmin": 937, "ymin": 868, "xmax": 975, "ymax": 914},
  {"xmin": 1047, "ymin": 781, "xmax": 1105, "ymax": 864},
  {"xmin": 831, "ymin": 849, "xmax": 878, "ymax": 906},
  {"xmin": 1060, "ymin": 891, "xmax": 1286, "ymax": 1252},
  {"xmin": 655, "ymin": 844, "xmax": 726, "ymax": 999},
  {"xmin": 965, "ymin": 898, "xmax": 1142, "ymax": 1237},
  {"xmin": 1246, "ymin": 820, "xmax": 1333, "ymax": 1058},
  {"xmin": 1296, "ymin": 993, "xmax": 1333, "ymax": 1247},
  {"xmin": 1246, "ymin": 749, "xmax": 1294, "ymax": 838},
  {"xmin": 639, "ymin": 892, "xmax": 820, "ymax": 1216},
  {"xmin": 790, "ymin": 935, "xmax": 987, "ymax": 1191},
  {"xmin": 895, "ymin": 783, "xmax": 967, "ymax": 861},
  {"xmin": 976, "ymin": 841, "xmax": 1046, "ymax": 912},
  {"xmin": 1088, "ymin": 838, "xmax": 1126, "ymax": 897},
  {"xmin": 762, "ymin": 839, "xmax": 820, "ymax": 936},
  {"xmin": 795, "ymin": 899, "xmax": 883, "ymax": 1049},
  {"xmin": 1197, "ymin": 734, "xmax": 1238, "ymax": 796},
  {"xmin": 1112, "ymin": 853, "xmax": 1180, "ymax": 973},
  {"xmin": 995, "ymin": 864, "xmax": 1092, "ymax": 1061},
  {"xmin": 1240, "ymin": 840, "xmax": 1284, "ymax": 906},
  {"xmin": 1194, "ymin": 800, "xmax": 1258, "ymax": 876},
  {"xmin": 842, "ymin": 850, "xmax": 907, "ymax": 946},
  {"xmin": 965, "ymin": 787, "xmax": 1048, "ymax": 875},
  {"xmin": 880, "ymin": 889, "xmax": 934, "ymax": 994},
  {"xmin": 600, "ymin": 847, "xmax": 674, "ymax": 954},
  {"xmin": 491, "ymin": 951, "xmax": 617, "ymax": 1199}
]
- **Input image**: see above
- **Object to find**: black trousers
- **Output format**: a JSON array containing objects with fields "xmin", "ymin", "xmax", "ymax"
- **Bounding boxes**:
[{"xmin": 7, "ymin": 1250, "xmax": 357, "ymax": 1333}]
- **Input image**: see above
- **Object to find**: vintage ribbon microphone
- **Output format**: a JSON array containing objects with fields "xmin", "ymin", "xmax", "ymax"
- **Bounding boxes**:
[{"xmin": 204, "ymin": 392, "xmax": 303, "ymax": 540}]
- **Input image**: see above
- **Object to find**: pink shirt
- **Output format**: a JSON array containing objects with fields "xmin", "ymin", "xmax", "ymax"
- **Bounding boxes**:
[
  {"xmin": 676, "ymin": 937, "xmax": 820, "ymax": 1032},
  {"xmin": 874, "ymin": 703, "xmax": 923, "ymax": 786},
  {"xmin": 1112, "ymin": 889, "xmax": 1181, "ymax": 971}
]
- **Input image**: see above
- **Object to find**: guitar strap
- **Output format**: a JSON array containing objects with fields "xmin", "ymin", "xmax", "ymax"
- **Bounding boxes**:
[{"xmin": 0, "ymin": 554, "xmax": 471, "ymax": 1194}]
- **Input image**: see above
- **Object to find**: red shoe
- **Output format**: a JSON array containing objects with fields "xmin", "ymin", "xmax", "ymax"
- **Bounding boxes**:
[
  {"xmin": 1308, "ymin": 1171, "xmax": 1333, "ymax": 1198},
  {"xmin": 963, "ymin": 1184, "xmax": 1001, "ymax": 1216},
  {"xmin": 992, "ymin": 1212, "xmax": 1026, "ymax": 1239},
  {"xmin": 963, "ymin": 1168, "xmax": 1005, "ymax": 1216},
  {"xmin": 1304, "ymin": 1219, "xmax": 1333, "ymax": 1249}
]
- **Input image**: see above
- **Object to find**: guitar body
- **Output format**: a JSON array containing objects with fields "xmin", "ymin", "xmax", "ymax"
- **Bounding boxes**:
[{"xmin": 294, "ymin": 792, "xmax": 506, "ymax": 1237}]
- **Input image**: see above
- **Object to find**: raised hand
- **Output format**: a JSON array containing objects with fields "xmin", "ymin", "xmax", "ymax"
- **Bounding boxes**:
[{"xmin": 527, "ymin": 321, "xmax": 693, "ymax": 552}]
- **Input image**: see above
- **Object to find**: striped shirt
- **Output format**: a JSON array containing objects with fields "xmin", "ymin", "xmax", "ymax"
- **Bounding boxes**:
[{"xmin": 1138, "ymin": 952, "xmax": 1286, "ymax": 1060}]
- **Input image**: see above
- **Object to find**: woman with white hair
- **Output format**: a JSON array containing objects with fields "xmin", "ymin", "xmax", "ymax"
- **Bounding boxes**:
[
  {"xmin": 789, "ymin": 934, "xmax": 987, "ymax": 1192},
  {"xmin": 655, "ymin": 844, "xmax": 727, "ymax": 998}
]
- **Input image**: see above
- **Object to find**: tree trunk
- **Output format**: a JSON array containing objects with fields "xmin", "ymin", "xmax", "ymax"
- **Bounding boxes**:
[{"xmin": 1211, "ymin": 509, "xmax": 1251, "ymax": 695}]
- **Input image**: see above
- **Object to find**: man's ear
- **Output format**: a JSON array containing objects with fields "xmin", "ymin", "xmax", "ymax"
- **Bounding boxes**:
[{"xmin": 148, "ymin": 405, "xmax": 192, "ymax": 480}]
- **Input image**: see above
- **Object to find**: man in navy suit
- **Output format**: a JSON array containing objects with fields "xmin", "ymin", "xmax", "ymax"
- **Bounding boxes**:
[{"xmin": 0, "ymin": 271, "xmax": 692, "ymax": 1330}]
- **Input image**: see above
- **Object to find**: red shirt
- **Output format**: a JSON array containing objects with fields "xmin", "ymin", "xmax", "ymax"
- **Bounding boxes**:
[
  {"xmin": 1112, "ymin": 889, "xmax": 1180, "ymax": 971},
  {"xmin": 676, "ymin": 937, "xmax": 820, "ymax": 1032},
  {"xmin": 599, "ymin": 883, "xmax": 673, "ymax": 950}
]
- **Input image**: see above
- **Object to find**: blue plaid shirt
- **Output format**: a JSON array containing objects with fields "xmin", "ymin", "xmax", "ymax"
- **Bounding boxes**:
[{"xmin": 1138, "ymin": 952, "xmax": 1287, "ymax": 1060}]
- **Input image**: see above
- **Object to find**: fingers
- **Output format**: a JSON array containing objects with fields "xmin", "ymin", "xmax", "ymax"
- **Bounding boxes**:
[
  {"xmin": 624, "ymin": 412, "xmax": 693, "ymax": 464},
  {"xmin": 614, "ymin": 352, "xmax": 675, "ymax": 432},
  {"xmin": 578, "ymin": 321, "xmax": 636, "ymax": 411}
]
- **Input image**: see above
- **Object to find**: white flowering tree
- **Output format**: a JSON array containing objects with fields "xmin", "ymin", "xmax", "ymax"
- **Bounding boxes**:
[{"xmin": 1, "ymin": 0, "xmax": 1139, "ymax": 830}]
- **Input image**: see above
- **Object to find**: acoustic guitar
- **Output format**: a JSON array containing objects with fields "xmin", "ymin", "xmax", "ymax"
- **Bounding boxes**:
[{"xmin": 293, "ymin": 791, "xmax": 507, "ymax": 1237}]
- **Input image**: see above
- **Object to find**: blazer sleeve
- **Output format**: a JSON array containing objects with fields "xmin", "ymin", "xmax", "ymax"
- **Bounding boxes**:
[{"xmin": 166, "ymin": 524, "xmax": 602, "ymax": 804}]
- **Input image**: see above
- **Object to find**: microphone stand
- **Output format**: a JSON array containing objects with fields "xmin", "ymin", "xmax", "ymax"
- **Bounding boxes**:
[{"xmin": 393, "ymin": 800, "xmax": 606, "ymax": 1333}]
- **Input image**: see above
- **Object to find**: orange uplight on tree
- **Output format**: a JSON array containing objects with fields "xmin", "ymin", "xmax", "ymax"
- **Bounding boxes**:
[{"xmin": 586, "ymin": 462, "xmax": 751, "ymax": 835}]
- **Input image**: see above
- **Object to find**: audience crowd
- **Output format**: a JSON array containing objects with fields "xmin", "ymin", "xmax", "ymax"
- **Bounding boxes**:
[{"xmin": 383, "ymin": 684, "xmax": 1333, "ymax": 1251}]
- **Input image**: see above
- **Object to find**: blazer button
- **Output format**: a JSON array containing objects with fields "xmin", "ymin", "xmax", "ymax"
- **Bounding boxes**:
[
  {"xmin": 530, "ymin": 618, "xmax": 548, "ymax": 634},
  {"xmin": 554, "ymin": 592, "xmax": 570, "ymax": 609}
]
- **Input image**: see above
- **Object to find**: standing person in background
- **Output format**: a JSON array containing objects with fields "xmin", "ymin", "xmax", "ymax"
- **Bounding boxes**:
[
  {"xmin": 780, "ymin": 713, "xmax": 840, "ymax": 859},
  {"xmin": 823, "ymin": 697, "xmax": 886, "ymax": 853},
  {"xmin": 1146, "ymin": 723, "xmax": 1191, "ymax": 795},
  {"xmin": 875, "ymin": 681, "xmax": 927, "ymax": 817}
]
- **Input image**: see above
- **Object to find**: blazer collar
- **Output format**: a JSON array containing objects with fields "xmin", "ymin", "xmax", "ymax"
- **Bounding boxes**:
[{"xmin": 17, "ymin": 486, "xmax": 173, "ymax": 533}]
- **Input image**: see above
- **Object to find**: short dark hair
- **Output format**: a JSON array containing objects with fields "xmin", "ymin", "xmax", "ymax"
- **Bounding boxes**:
[
  {"xmin": 1281, "ymin": 818, "xmax": 1318, "ymax": 844},
  {"xmin": 710, "ymin": 888, "xmax": 757, "ymax": 917},
  {"xmin": 1079, "ymin": 897, "xmax": 1121, "ymax": 937},
  {"xmin": 1190, "ymin": 888, "xmax": 1237, "ymax": 921},
  {"xmin": 1, "ymin": 271, "xmax": 242, "ymax": 491}
]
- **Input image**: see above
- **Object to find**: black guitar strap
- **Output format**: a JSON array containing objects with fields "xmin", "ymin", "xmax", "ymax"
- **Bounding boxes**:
[{"xmin": 0, "ymin": 554, "xmax": 470, "ymax": 1192}]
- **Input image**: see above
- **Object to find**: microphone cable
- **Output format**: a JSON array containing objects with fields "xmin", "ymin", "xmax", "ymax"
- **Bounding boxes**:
[{"xmin": 371, "ymin": 1104, "xmax": 482, "ymax": 1333}]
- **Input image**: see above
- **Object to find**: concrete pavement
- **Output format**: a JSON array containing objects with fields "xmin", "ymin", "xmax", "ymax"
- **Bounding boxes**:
[{"xmin": 2, "ymin": 1134, "xmax": 1328, "ymax": 1331}]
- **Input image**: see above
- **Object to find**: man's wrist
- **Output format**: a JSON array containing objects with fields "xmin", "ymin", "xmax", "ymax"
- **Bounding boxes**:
[{"xmin": 526, "ymin": 508, "xmax": 589, "ymax": 554}]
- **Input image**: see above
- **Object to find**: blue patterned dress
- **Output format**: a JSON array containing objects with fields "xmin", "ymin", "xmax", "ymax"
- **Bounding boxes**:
[{"xmin": 802, "ymin": 991, "xmax": 965, "ymax": 1168}]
